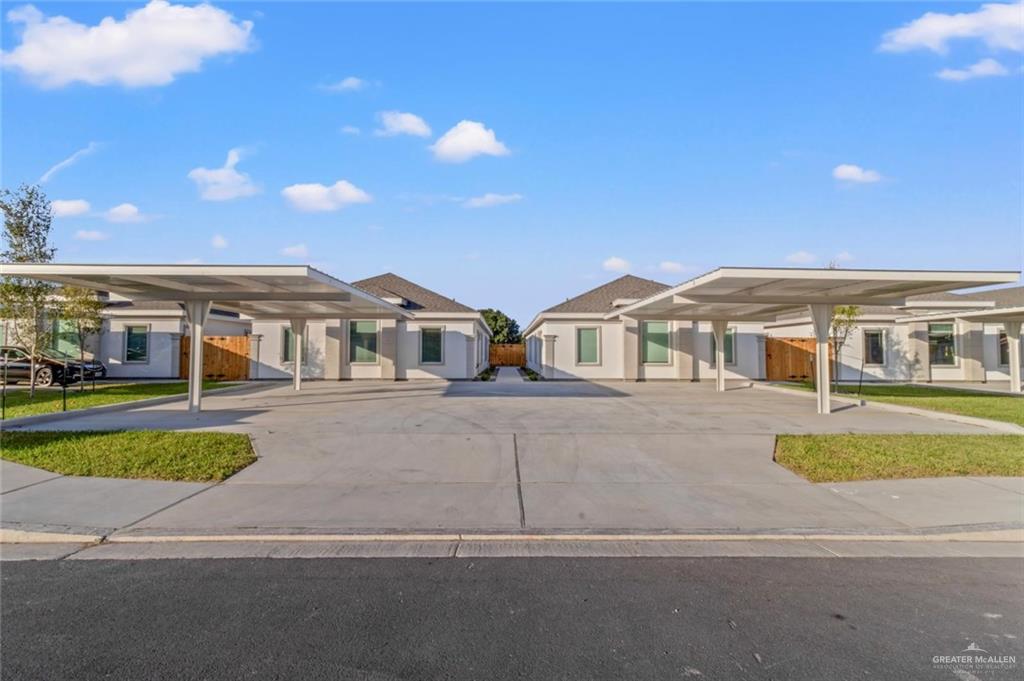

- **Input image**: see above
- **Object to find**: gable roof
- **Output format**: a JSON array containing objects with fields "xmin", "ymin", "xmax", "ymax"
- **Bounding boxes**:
[
  {"xmin": 542, "ymin": 275, "xmax": 671, "ymax": 314},
  {"xmin": 351, "ymin": 273, "xmax": 477, "ymax": 314}
]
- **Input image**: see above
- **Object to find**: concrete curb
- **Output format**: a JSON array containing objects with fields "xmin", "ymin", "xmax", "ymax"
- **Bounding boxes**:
[
  {"xmin": 0, "ymin": 381, "xmax": 274, "ymax": 429},
  {"xmin": 0, "ymin": 528, "xmax": 103, "ymax": 544},
  {"xmin": 752, "ymin": 382, "xmax": 1024, "ymax": 434},
  {"xmin": 95, "ymin": 528, "xmax": 1024, "ymax": 544}
]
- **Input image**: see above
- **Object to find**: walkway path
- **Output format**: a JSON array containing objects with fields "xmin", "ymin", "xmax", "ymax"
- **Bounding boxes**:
[{"xmin": 495, "ymin": 366, "xmax": 523, "ymax": 384}]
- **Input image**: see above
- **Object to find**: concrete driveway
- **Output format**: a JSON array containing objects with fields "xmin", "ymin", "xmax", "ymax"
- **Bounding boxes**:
[{"xmin": 4, "ymin": 376, "xmax": 1018, "ymax": 536}]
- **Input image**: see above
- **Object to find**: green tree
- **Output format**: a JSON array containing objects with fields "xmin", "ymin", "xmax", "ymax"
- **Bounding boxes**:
[
  {"xmin": 60, "ymin": 286, "xmax": 105, "ymax": 391},
  {"xmin": 1, "ymin": 184, "xmax": 59, "ymax": 395},
  {"xmin": 480, "ymin": 308, "xmax": 522, "ymax": 344},
  {"xmin": 825, "ymin": 261, "xmax": 859, "ymax": 383}
]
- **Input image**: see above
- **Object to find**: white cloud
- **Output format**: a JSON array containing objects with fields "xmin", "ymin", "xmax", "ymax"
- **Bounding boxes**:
[
  {"xmin": 430, "ymin": 120, "xmax": 509, "ymax": 163},
  {"xmin": 73, "ymin": 229, "xmax": 108, "ymax": 241},
  {"xmin": 602, "ymin": 256, "xmax": 631, "ymax": 273},
  {"xmin": 51, "ymin": 198, "xmax": 90, "ymax": 217},
  {"xmin": 937, "ymin": 57, "xmax": 1010, "ymax": 81},
  {"xmin": 211, "ymin": 234, "xmax": 228, "ymax": 249},
  {"xmin": 374, "ymin": 111, "xmax": 431, "ymax": 138},
  {"xmin": 281, "ymin": 180, "xmax": 372, "ymax": 212},
  {"xmin": 463, "ymin": 193, "xmax": 523, "ymax": 208},
  {"xmin": 104, "ymin": 203, "xmax": 149, "ymax": 223},
  {"xmin": 785, "ymin": 250, "xmax": 817, "ymax": 265},
  {"xmin": 2, "ymin": 1, "xmax": 254, "ymax": 88},
  {"xmin": 833, "ymin": 251, "xmax": 855, "ymax": 263},
  {"xmin": 880, "ymin": 1, "xmax": 1023, "ymax": 54},
  {"xmin": 281, "ymin": 243, "xmax": 309, "ymax": 258},
  {"xmin": 658, "ymin": 261, "xmax": 686, "ymax": 273},
  {"xmin": 340, "ymin": 125, "xmax": 361, "ymax": 135},
  {"xmin": 187, "ymin": 148, "xmax": 259, "ymax": 201},
  {"xmin": 832, "ymin": 164, "xmax": 882, "ymax": 183},
  {"xmin": 322, "ymin": 76, "xmax": 366, "ymax": 92},
  {"xmin": 39, "ymin": 142, "xmax": 100, "ymax": 183}
]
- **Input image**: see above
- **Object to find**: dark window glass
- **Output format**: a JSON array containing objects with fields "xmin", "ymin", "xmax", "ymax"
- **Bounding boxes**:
[
  {"xmin": 125, "ymin": 326, "xmax": 148, "ymax": 362},
  {"xmin": 864, "ymin": 330, "xmax": 885, "ymax": 365},
  {"xmin": 928, "ymin": 323, "xmax": 955, "ymax": 366},
  {"xmin": 421, "ymin": 328, "xmax": 443, "ymax": 364},
  {"xmin": 350, "ymin": 321, "xmax": 378, "ymax": 363}
]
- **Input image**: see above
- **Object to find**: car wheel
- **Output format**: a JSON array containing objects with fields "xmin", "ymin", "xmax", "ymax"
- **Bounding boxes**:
[{"xmin": 34, "ymin": 367, "xmax": 54, "ymax": 388}]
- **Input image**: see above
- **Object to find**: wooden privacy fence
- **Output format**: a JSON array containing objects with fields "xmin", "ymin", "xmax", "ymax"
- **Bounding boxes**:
[
  {"xmin": 765, "ymin": 337, "xmax": 834, "ymax": 382},
  {"xmin": 180, "ymin": 336, "xmax": 250, "ymax": 381},
  {"xmin": 490, "ymin": 343, "xmax": 525, "ymax": 367}
]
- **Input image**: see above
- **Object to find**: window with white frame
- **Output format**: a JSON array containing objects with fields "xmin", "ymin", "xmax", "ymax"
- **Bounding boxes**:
[
  {"xmin": 349, "ymin": 320, "xmax": 379, "ymax": 363},
  {"xmin": 281, "ymin": 326, "xmax": 308, "ymax": 364},
  {"xmin": 420, "ymin": 327, "xmax": 444, "ymax": 364},
  {"xmin": 575, "ymin": 327, "xmax": 600, "ymax": 365},
  {"xmin": 928, "ymin": 323, "xmax": 956, "ymax": 366},
  {"xmin": 709, "ymin": 327, "xmax": 736, "ymax": 367},
  {"xmin": 863, "ymin": 329, "xmax": 885, "ymax": 366},
  {"xmin": 642, "ymin": 321, "xmax": 671, "ymax": 364},
  {"xmin": 124, "ymin": 325, "xmax": 149, "ymax": 363}
]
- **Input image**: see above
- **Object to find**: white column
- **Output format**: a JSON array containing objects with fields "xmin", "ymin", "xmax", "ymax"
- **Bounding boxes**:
[
  {"xmin": 184, "ymin": 300, "xmax": 211, "ymax": 413},
  {"xmin": 290, "ymin": 318, "xmax": 307, "ymax": 391},
  {"xmin": 1005, "ymin": 321, "xmax": 1022, "ymax": 394},
  {"xmin": 690, "ymin": 322, "xmax": 701, "ymax": 382},
  {"xmin": 809, "ymin": 304, "xmax": 833, "ymax": 415},
  {"xmin": 711, "ymin": 320, "xmax": 728, "ymax": 392}
]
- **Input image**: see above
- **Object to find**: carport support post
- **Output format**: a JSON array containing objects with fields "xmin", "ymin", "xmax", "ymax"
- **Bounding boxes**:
[
  {"xmin": 1005, "ymin": 321, "xmax": 1021, "ymax": 393},
  {"xmin": 809, "ymin": 304, "xmax": 833, "ymax": 415},
  {"xmin": 184, "ymin": 300, "xmax": 211, "ymax": 413},
  {"xmin": 290, "ymin": 318, "xmax": 307, "ymax": 391},
  {"xmin": 711, "ymin": 320, "xmax": 728, "ymax": 392}
]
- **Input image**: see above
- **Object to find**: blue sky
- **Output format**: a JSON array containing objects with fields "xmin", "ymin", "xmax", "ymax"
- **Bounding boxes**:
[{"xmin": 2, "ymin": 2, "xmax": 1022, "ymax": 324}]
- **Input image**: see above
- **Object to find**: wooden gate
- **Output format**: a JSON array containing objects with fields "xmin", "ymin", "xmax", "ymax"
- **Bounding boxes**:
[
  {"xmin": 765, "ymin": 337, "xmax": 833, "ymax": 382},
  {"xmin": 490, "ymin": 343, "xmax": 525, "ymax": 367},
  {"xmin": 180, "ymin": 336, "xmax": 250, "ymax": 381}
]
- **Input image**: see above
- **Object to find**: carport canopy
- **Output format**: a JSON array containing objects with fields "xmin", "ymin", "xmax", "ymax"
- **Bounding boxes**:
[
  {"xmin": 898, "ymin": 306, "xmax": 1024, "ymax": 394},
  {"xmin": 1, "ymin": 264, "xmax": 412, "ymax": 411},
  {"xmin": 608, "ymin": 267, "xmax": 1020, "ymax": 413}
]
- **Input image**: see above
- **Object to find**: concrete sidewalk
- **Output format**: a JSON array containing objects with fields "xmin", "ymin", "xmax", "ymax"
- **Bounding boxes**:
[{"xmin": 495, "ymin": 366, "xmax": 523, "ymax": 384}]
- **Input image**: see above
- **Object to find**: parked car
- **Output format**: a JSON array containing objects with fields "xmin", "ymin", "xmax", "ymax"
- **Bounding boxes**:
[{"xmin": 0, "ymin": 346, "xmax": 106, "ymax": 387}]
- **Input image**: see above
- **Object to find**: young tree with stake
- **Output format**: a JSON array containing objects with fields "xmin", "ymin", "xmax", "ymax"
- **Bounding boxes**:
[{"xmin": 0, "ymin": 184, "xmax": 59, "ymax": 396}]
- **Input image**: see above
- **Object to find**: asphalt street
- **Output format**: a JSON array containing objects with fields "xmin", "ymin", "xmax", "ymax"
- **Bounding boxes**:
[{"xmin": 3, "ymin": 557, "xmax": 1022, "ymax": 680}]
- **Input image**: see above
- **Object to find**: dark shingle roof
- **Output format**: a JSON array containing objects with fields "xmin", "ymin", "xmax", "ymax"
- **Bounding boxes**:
[
  {"xmin": 352, "ymin": 273, "xmax": 476, "ymax": 313},
  {"xmin": 542, "ymin": 275, "xmax": 671, "ymax": 314}
]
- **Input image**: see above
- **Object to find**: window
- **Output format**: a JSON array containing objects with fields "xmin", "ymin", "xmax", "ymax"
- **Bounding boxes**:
[
  {"xmin": 999, "ymin": 331, "xmax": 1009, "ymax": 366},
  {"xmin": 420, "ymin": 327, "xmax": 444, "ymax": 364},
  {"xmin": 576, "ymin": 327, "xmax": 600, "ymax": 365},
  {"xmin": 709, "ymin": 328, "xmax": 736, "ymax": 367},
  {"xmin": 281, "ymin": 326, "xmax": 309, "ymax": 364},
  {"xmin": 49, "ymin": 319, "xmax": 79, "ymax": 356},
  {"xmin": 349, "ymin": 320, "xmax": 378, "ymax": 363},
  {"xmin": 928, "ymin": 323, "xmax": 955, "ymax": 366},
  {"xmin": 124, "ymin": 325, "xmax": 149, "ymax": 363},
  {"xmin": 642, "ymin": 321, "xmax": 670, "ymax": 364},
  {"xmin": 863, "ymin": 329, "xmax": 885, "ymax": 366}
]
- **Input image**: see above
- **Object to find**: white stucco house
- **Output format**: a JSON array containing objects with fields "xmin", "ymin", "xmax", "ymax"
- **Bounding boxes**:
[
  {"xmin": 250, "ymin": 273, "xmax": 491, "ymax": 381},
  {"xmin": 525, "ymin": 274, "xmax": 1023, "ymax": 388}
]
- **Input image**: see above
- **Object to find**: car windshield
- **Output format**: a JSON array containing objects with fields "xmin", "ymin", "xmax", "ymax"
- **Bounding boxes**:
[{"xmin": 41, "ymin": 348, "xmax": 76, "ymax": 361}]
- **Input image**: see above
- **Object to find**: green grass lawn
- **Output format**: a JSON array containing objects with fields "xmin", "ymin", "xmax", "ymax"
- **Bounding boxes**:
[
  {"xmin": 1, "ymin": 430, "xmax": 255, "ymax": 482},
  {"xmin": 775, "ymin": 434, "xmax": 1024, "ymax": 482},
  {"xmin": 1, "ymin": 381, "xmax": 232, "ymax": 420},
  {"xmin": 779, "ymin": 381, "xmax": 1024, "ymax": 427}
]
